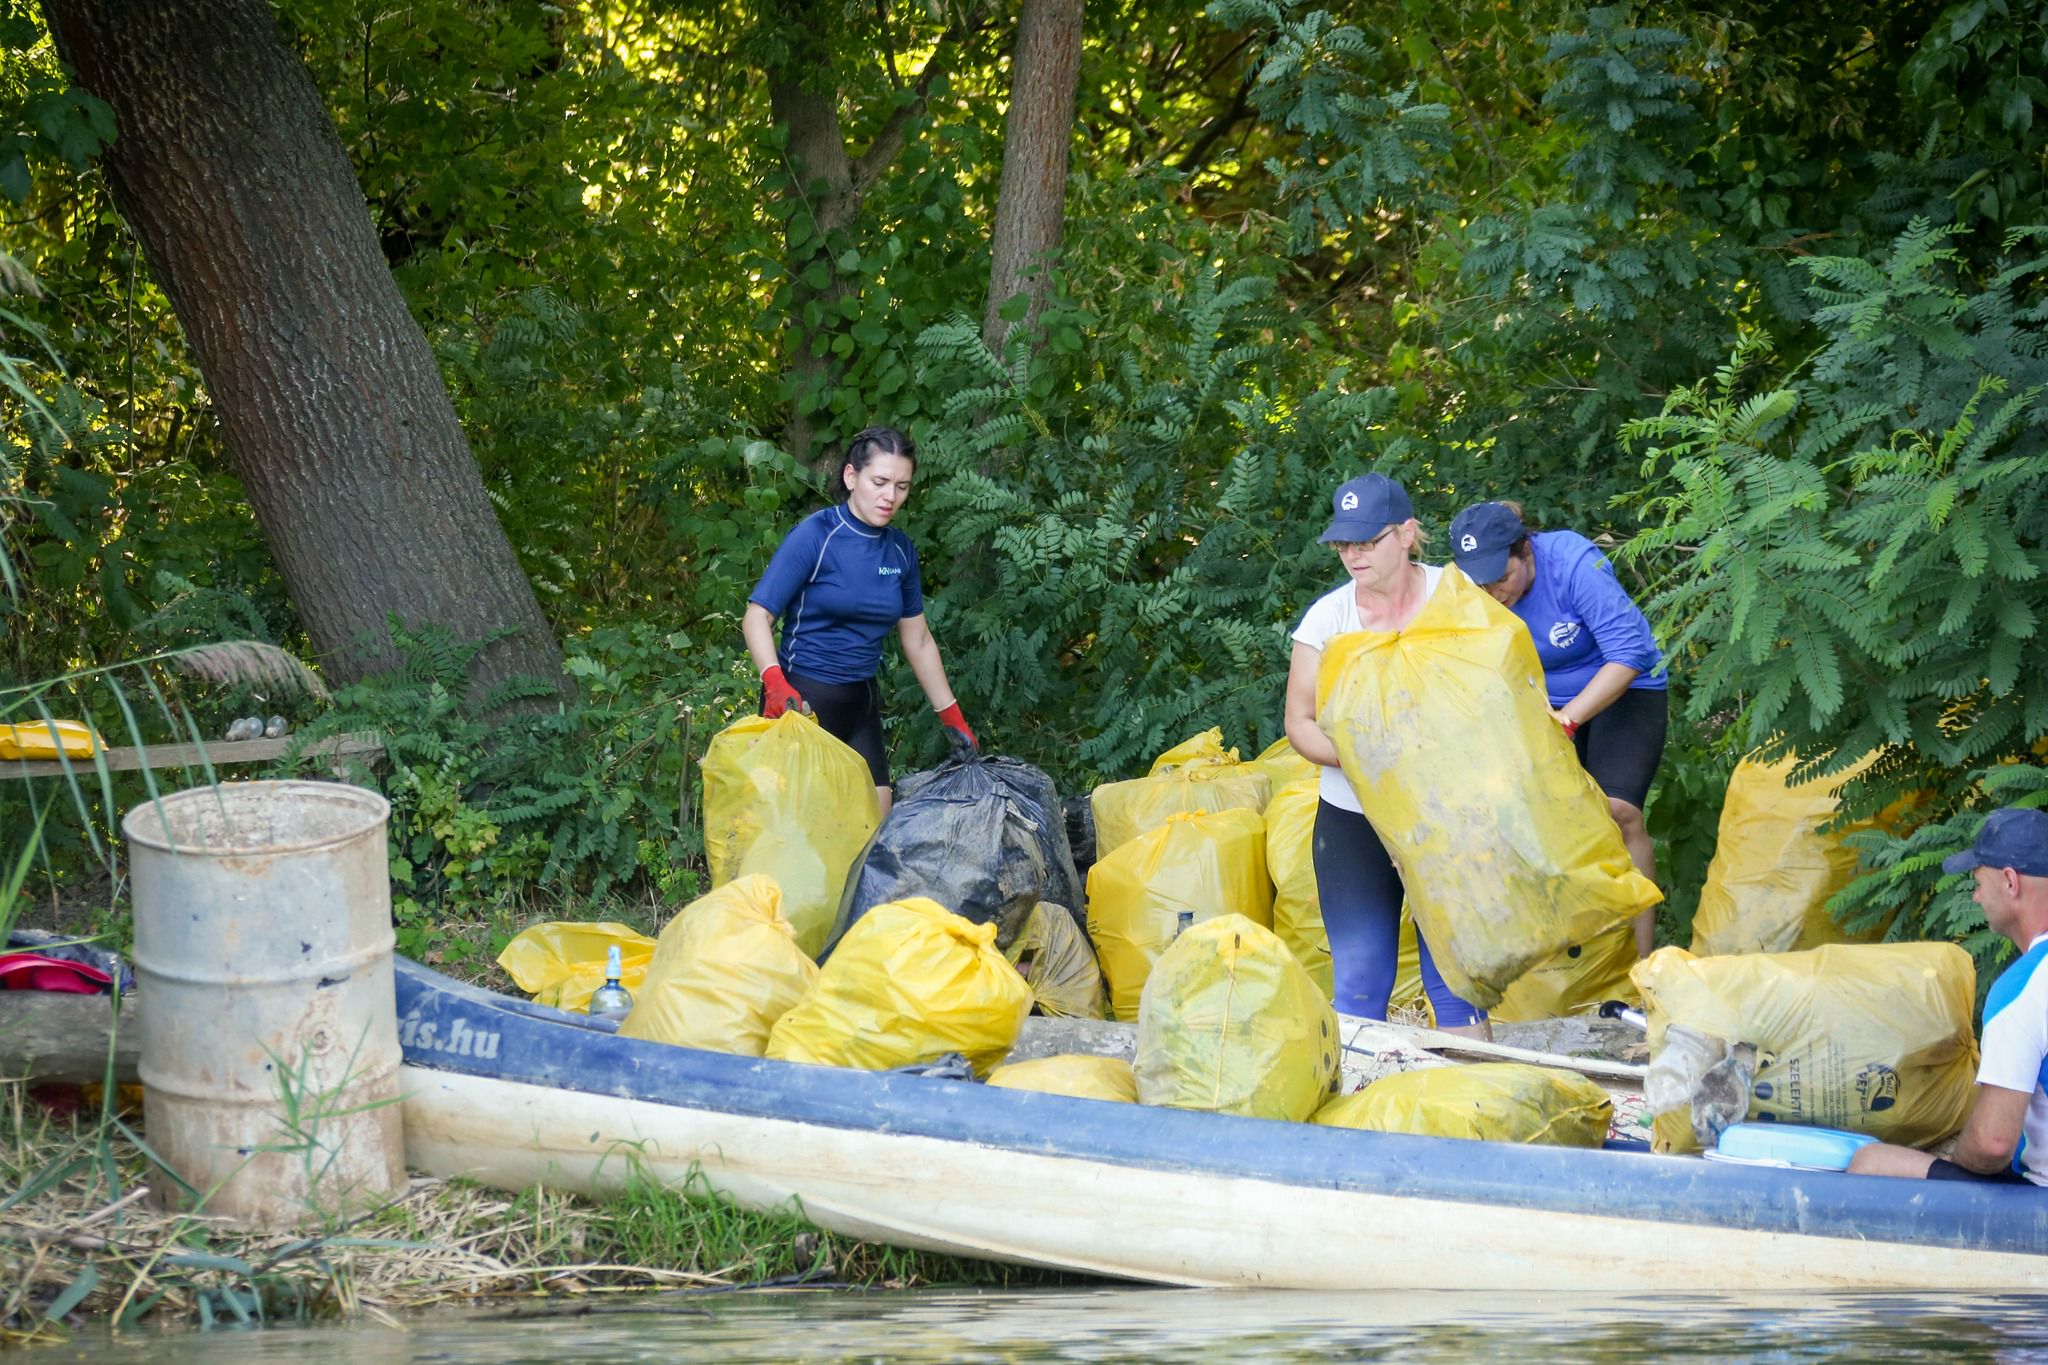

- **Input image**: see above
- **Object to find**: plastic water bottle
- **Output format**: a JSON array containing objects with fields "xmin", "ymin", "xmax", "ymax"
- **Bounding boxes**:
[{"xmin": 588, "ymin": 944, "xmax": 633, "ymax": 1023}]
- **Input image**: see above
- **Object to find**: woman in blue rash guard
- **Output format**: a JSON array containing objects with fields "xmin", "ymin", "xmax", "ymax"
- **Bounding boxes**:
[
  {"xmin": 1448, "ymin": 500, "xmax": 1669, "ymax": 956},
  {"xmin": 741, "ymin": 426, "xmax": 975, "ymax": 816}
]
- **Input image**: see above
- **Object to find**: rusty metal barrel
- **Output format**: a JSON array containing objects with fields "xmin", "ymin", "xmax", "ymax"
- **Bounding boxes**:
[{"xmin": 124, "ymin": 781, "xmax": 404, "ymax": 1228}]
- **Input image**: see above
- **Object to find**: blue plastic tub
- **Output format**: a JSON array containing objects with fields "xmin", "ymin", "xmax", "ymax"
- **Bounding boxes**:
[{"xmin": 1707, "ymin": 1122, "xmax": 1880, "ymax": 1172}]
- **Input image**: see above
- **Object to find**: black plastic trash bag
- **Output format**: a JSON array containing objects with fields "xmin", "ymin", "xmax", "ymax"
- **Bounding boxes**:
[{"xmin": 832, "ymin": 754, "xmax": 1085, "ymax": 953}]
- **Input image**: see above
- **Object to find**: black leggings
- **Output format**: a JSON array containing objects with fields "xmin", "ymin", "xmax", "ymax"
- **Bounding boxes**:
[
  {"xmin": 1573, "ymin": 687, "xmax": 1668, "ymax": 810},
  {"xmin": 776, "ymin": 671, "xmax": 888, "ymax": 787}
]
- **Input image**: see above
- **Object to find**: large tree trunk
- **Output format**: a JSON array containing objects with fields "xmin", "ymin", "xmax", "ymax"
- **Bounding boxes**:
[
  {"xmin": 982, "ymin": 0, "xmax": 1084, "ymax": 357},
  {"xmin": 42, "ymin": 0, "xmax": 564, "ymax": 697}
]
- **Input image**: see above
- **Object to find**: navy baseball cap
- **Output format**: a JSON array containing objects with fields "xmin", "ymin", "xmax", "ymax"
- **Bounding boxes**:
[
  {"xmin": 1320, "ymin": 473, "xmax": 1412, "ymax": 544},
  {"xmin": 1449, "ymin": 501, "xmax": 1526, "ymax": 585},
  {"xmin": 1942, "ymin": 807, "xmax": 2048, "ymax": 877}
]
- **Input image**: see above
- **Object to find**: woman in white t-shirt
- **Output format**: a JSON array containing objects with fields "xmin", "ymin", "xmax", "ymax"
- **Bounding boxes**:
[{"xmin": 1280, "ymin": 472, "xmax": 1489, "ymax": 1038}]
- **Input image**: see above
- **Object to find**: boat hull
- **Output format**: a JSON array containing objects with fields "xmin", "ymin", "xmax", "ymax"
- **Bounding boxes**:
[{"xmin": 394, "ymin": 961, "xmax": 2048, "ymax": 1290}]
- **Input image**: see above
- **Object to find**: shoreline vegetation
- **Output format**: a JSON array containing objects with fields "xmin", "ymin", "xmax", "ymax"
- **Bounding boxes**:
[
  {"xmin": 2, "ymin": 888, "xmax": 1057, "ymax": 1348},
  {"xmin": 0, "ymin": 1077, "xmax": 1056, "ymax": 1348}
]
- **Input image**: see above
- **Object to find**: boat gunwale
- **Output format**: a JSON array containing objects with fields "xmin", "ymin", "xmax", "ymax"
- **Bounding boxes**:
[{"xmin": 394, "ymin": 959, "xmax": 2048, "ymax": 1261}]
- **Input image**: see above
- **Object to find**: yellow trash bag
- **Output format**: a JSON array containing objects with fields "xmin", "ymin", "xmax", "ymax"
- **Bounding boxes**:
[
  {"xmin": 1248, "ymin": 736, "xmax": 1316, "ymax": 805},
  {"xmin": 987, "ymin": 1054, "xmax": 1138, "ymax": 1103},
  {"xmin": 1493, "ymin": 924, "xmax": 1639, "ymax": 1022},
  {"xmin": 1317, "ymin": 569, "xmax": 1661, "ymax": 1008},
  {"xmin": 701, "ymin": 711, "xmax": 880, "ymax": 958},
  {"xmin": 1147, "ymin": 726, "xmax": 1239, "ymax": 775},
  {"xmin": 1094, "ymin": 733, "xmax": 1271, "ymax": 858},
  {"xmin": 1266, "ymin": 777, "xmax": 1332, "ymax": 998},
  {"xmin": 1631, "ymin": 943, "xmax": 1979, "ymax": 1154},
  {"xmin": 1312, "ymin": 1063, "xmax": 1612, "ymax": 1148},
  {"xmin": 0, "ymin": 718, "xmax": 100, "ymax": 761},
  {"xmin": 618, "ymin": 875, "xmax": 817, "ymax": 1056},
  {"xmin": 1087, "ymin": 807, "xmax": 1273, "ymax": 1022},
  {"xmin": 1134, "ymin": 913, "xmax": 1338, "ymax": 1121},
  {"xmin": 1690, "ymin": 753, "xmax": 1893, "ymax": 957},
  {"xmin": 497, "ymin": 921, "xmax": 655, "ymax": 1013},
  {"xmin": 766, "ymin": 897, "xmax": 1031, "ymax": 1076},
  {"xmin": 1004, "ymin": 901, "xmax": 1107, "ymax": 1019},
  {"xmin": 1263, "ymin": 778, "xmax": 1431, "ymax": 1013}
]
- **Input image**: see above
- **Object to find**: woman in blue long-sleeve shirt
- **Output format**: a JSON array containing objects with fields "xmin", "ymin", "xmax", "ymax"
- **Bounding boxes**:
[{"xmin": 1449, "ymin": 500, "xmax": 1668, "ymax": 955}]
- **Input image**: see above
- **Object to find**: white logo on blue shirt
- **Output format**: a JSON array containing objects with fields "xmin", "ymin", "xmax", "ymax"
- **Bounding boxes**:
[
  {"xmin": 1549, "ymin": 620, "xmax": 1582, "ymax": 648},
  {"xmin": 878, "ymin": 566, "xmax": 901, "ymax": 576}
]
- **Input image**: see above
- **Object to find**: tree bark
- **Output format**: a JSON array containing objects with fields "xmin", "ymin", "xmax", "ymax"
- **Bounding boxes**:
[
  {"xmin": 41, "ymin": 0, "xmax": 564, "ymax": 698},
  {"xmin": 982, "ymin": 0, "xmax": 1084, "ymax": 357}
]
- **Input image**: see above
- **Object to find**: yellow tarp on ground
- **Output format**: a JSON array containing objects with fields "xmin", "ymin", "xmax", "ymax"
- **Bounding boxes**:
[
  {"xmin": 1632, "ymin": 942, "xmax": 1979, "ymax": 1154},
  {"xmin": 1313, "ymin": 1062, "xmax": 1612, "ymax": 1147},
  {"xmin": 1093, "ymin": 730, "xmax": 1270, "ymax": 858},
  {"xmin": 1004, "ymin": 901, "xmax": 1108, "ymax": 1019},
  {"xmin": 497, "ymin": 921, "xmax": 655, "ymax": 1013},
  {"xmin": 700, "ymin": 711, "xmax": 880, "ymax": 959},
  {"xmin": 1087, "ymin": 807, "xmax": 1273, "ymax": 1022},
  {"xmin": 1317, "ymin": 569, "xmax": 1660, "ymax": 1009},
  {"xmin": 1493, "ymin": 924, "xmax": 1639, "ymax": 1022},
  {"xmin": 765, "ymin": 897, "xmax": 1031, "ymax": 1077},
  {"xmin": 1689, "ymin": 753, "xmax": 1892, "ymax": 957},
  {"xmin": 617, "ymin": 874, "xmax": 816, "ymax": 1056},
  {"xmin": 1133, "ymin": 913, "xmax": 1338, "ymax": 1121},
  {"xmin": 986, "ymin": 1054, "xmax": 1138, "ymax": 1103}
]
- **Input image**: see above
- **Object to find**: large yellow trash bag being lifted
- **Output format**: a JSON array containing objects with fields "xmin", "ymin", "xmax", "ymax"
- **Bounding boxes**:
[
  {"xmin": 766, "ymin": 897, "xmax": 1031, "ymax": 1076},
  {"xmin": 497, "ymin": 921, "xmax": 656, "ymax": 1012},
  {"xmin": 1690, "ymin": 753, "xmax": 1892, "ymax": 957},
  {"xmin": 1135, "ymin": 913, "xmax": 1338, "ymax": 1121},
  {"xmin": 1631, "ymin": 942, "xmax": 1979, "ymax": 1154},
  {"xmin": 701, "ymin": 711, "xmax": 880, "ymax": 959},
  {"xmin": 987, "ymin": 1055, "xmax": 1138, "ymax": 1103},
  {"xmin": 1318, "ymin": 569, "xmax": 1661, "ymax": 1008},
  {"xmin": 618, "ymin": 875, "xmax": 817, "ymax": 1056},
  {"xmin": 1087, "ymin": 807, "xmax": 1273, "ymax": 1022},
  {"xmin": 1312, "ymin": 1063, "xmax": 1613, "ymax": 1147},
  {"xmin": 1004, "ymin": 901, "xmax": 1107, "ymax": 1019},
  {"xmin": 1093, "ymin": 731, "xmax": 1271, "ymax": 858},
  {"xmin": 1493, "ymin": 924, "xmax": 1639, "ymax": 1022}
]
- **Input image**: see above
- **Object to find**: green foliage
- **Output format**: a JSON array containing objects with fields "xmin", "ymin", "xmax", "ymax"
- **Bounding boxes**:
[
  {"xmin": 296, "ymin": 620, "xmax": 753, "ymax": 947},
  {"xmin": 1621, "ymin": 219, "xmax": 2048, "ymax": 969}
]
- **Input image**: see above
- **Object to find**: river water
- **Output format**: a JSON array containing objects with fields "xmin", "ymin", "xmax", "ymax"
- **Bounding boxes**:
[{"xmin": 40, "ymin": 1288, "xmax": 2048, "ymax": 1362}]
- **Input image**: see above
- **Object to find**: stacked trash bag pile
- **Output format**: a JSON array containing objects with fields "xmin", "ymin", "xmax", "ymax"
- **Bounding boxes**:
[{"xmin": 499, "ymin": 571, "xmax": 1979, "ymax": 1154}]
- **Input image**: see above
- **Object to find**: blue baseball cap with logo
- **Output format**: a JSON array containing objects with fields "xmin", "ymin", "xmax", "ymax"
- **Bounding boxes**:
[
  {"xmin": 1942, "ymin": 807, "xmax": 2048, "ymax": 877},
  {"xmin": 1320, "ymin": 473, "xmax": 1413, "ymax": 544},
  {"xmin": 1448, "ymin": 501, "xmax": 1527, "ymax": 585}
]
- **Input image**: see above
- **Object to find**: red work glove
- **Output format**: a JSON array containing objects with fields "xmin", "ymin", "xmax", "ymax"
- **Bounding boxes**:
[
  {"xmin": 936, "ymin": 700, "xmax": 977, "ymax": 755},
  {"xmin": 761, "ymin": 665, "xmax": 803, "ymax": 720}
]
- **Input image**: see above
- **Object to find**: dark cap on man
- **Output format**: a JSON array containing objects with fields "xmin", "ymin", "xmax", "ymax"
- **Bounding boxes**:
[
  {"xmin": 1448, "ymin": 501, "xmax": 1526, "ymax": 586},
  {"xmin": 1942, "ymin": 807, "xmax": 2048, "ymax": 878},
  {"xmin": 1320, "ymin": 473, "xmax": 1412, "ymax": 544}
]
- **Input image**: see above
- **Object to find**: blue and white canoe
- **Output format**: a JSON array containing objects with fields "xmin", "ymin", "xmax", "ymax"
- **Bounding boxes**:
[{"xmin": 394, "ymin": 960, "xmax": 2048, "ymax": 1291}]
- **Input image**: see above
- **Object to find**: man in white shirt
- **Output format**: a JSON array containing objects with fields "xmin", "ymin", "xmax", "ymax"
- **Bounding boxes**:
[{"xmin": 1849, "ymin": 807, "xmax": 2048, "ymax": 1186}]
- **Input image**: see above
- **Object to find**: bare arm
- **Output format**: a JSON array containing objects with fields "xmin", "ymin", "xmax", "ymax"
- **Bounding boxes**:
[
  {"xmin": 1557, "ymin": 661, "xmax": 1640, "ymax": 727},
  {"xmin": 897, "ymin": 613, "xmax": 958, "ymax": 710},
  {"xmin": 1284, "ymin": 640, "xmax": 1341, "ymax": 768},
  {"xmin": 741, "ymin": 602, "xmax": 781, "ymax": 676},
  {"xmin": 1949, "ymin": 1083, "xmax": 2032, "ymax": 1174}
]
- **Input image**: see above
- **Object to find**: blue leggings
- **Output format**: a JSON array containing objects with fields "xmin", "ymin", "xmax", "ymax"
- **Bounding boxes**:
[{"xmin": 1311, "ymin": 799, "xmax": 1485, "ymax": 1027}]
